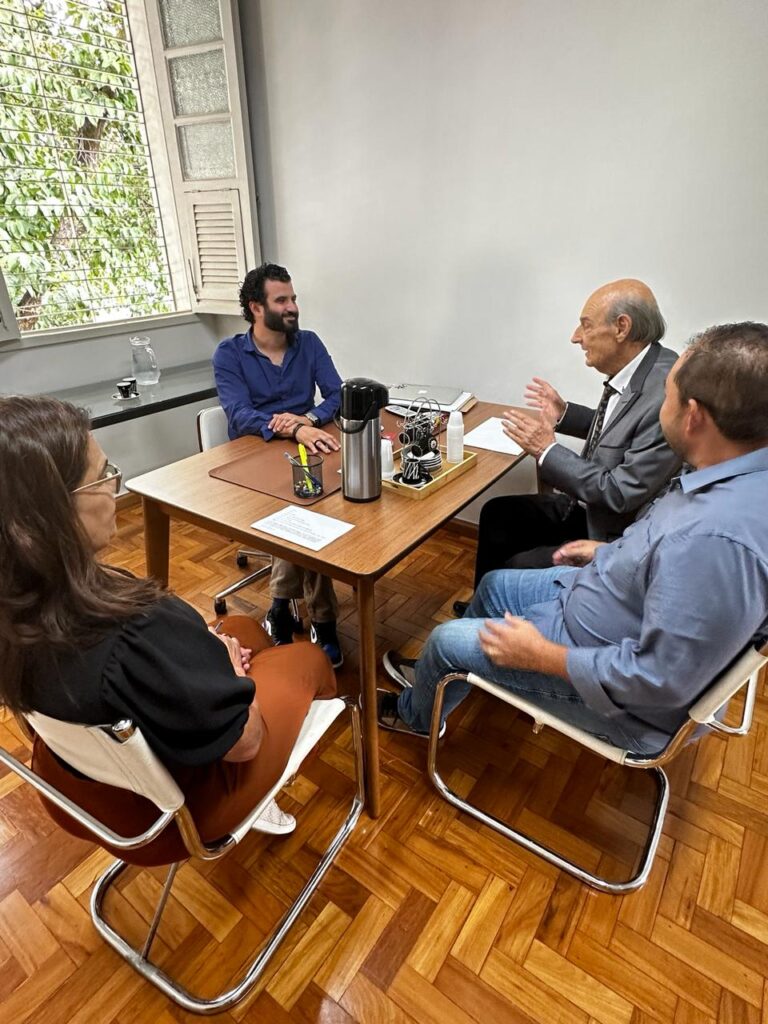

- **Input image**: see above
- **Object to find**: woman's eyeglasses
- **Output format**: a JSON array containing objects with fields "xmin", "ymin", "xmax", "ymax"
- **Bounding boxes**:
[{"xmin": 71, "ymin": 462, "xmax": 122, "ymax": 494}]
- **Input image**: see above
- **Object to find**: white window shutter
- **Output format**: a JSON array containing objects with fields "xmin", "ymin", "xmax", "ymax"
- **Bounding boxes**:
[
  {"xmin": 184, "ymin": 189, "xmax": 246, "ymax": 304},
  {"xmin": 135, "ymin": 0, "xmax": 260, "ymax": 314}
]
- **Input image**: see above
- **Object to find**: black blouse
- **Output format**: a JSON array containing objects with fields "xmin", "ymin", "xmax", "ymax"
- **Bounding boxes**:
[{"xmin": 25, "ymin": 596, "xmax": 254, "ymax": 768}]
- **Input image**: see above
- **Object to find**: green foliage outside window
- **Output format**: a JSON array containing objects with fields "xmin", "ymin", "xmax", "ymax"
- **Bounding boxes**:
[{"xmin": 0, "ymin": 0, "xmax": 176, "ymax": 332}]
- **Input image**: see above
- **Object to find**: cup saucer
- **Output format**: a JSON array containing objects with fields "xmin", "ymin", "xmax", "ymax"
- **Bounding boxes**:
[
  {"xmin": 392, "ymin": 471, "xmax": 432, "ymax": 488},
  {"xmin": 112, "ymin": 392, "xmax": 139, "ymax": 401}
]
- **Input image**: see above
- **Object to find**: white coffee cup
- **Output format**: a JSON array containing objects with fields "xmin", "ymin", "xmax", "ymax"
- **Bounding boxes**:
[{"xmin": 381, "ymin": 438, "xmax": 395, "ymax": 480}]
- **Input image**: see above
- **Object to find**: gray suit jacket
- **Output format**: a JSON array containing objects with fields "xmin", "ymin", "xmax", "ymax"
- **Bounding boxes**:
[{"xmin": 539, "ymin": 342, "xmax": 682, "ymax": 541}]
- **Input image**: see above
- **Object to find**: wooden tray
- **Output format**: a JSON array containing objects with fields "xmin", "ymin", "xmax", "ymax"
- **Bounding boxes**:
[{"xmin": 382, "ymin": 447, "xmax": 477, "ymax": 499}]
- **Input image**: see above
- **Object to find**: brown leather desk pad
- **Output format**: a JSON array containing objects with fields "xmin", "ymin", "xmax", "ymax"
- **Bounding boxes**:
[{"xmin": 208, "ymin": 411, "xmax": 441, "ymax": 507}]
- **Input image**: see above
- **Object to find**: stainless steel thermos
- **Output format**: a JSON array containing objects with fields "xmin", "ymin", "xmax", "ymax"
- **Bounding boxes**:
[{"xmin": 339, "ymin": 378, "xmax": 389, "ymax": 501}]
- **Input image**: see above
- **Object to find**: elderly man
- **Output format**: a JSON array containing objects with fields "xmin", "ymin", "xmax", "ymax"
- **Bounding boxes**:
[
  {"xmin": 213, "ymin": 263, "xmax": 344, "ymax": 667},
  {"xmin": 450, "ymin": 279, "xmax": 681, "ymax": 620},
  {"xmin": 379, "ymin": 322, "xmax": 768, "ymax": 752}
]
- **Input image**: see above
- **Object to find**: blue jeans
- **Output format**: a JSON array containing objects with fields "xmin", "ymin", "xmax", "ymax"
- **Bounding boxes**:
[{"xmin": 397, "ymin": 568, "xmax": 659, "ymax": 754}]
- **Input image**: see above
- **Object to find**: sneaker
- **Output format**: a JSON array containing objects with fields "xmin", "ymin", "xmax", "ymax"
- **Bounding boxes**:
[
  {"xmin": 310, "ymin": 620, "xmax": 343, "ymax": 669},
  {"xmin": 376, "ymin": 689, "xmax": 446, "ymax": 739},
  {"xmin": 251, "ymin": 798, "xmax": 296, "ymax": 835},
  {"xmin": 263, "ymin": 601, "xmax": 301, "ymax": 645},
  {"xmin": 452, "ymin": 600, "xmax": 470, "ymax": 618},
  {"xmin": 382, "ymin": 649, "xmax": 416, "ymax": 690}
]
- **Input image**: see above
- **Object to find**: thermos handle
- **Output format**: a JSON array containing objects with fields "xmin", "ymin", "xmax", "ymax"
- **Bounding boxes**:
[{"xmin": 334, "ymin": 397, "xmax": 379, "ymax": 434}]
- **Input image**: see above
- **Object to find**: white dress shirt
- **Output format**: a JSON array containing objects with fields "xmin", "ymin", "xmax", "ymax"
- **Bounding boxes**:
[{"xmin": 539, "ymin": 345, "xmax": 649, "ymax": 466}]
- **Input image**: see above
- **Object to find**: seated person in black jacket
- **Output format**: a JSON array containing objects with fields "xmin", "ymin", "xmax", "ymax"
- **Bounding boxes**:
[{"xmin": 0, "ymin": 396, "xmax": 336, "ymax": 863}]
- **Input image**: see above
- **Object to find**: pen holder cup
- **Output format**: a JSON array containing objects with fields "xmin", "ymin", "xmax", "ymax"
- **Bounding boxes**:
[{"xmin": 291, "ymin": 453, "xmax": 324, "ymax": 499}]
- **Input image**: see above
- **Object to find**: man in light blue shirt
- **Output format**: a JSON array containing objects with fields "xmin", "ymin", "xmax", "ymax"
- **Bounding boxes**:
[{"xmin": 380, "ymin": 322, "xmax": 768, "ymax": 754}]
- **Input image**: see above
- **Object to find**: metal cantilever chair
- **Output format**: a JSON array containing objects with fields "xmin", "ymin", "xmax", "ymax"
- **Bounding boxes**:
[
  {"xmin": 0, "ymin": 697, "xmax": 364, "ymax": 1015},
  {"xmin": 197, "ymin": 405, "xmax": 301, "ymax": 623},
  {"xmin": 428, "ymin": 640, "xmax": 768, "ymax": 894}
]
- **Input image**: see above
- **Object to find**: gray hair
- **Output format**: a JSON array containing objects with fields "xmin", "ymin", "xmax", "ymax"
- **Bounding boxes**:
[{"xmin": 605, "ymin": 295, "xmax": 666, "ymax": 347}]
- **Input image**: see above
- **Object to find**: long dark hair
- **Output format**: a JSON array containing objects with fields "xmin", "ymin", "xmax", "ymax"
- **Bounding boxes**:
[{"xmin": 0, "ymin": 395, "xmax": 162, "ymax": 710}]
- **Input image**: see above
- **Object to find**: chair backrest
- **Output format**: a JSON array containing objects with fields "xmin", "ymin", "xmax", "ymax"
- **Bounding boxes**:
[
  {"xmin": 27, "ymin": 712, "xmax": 184, "ymax": 813},
  {"xmin": 688, "ymin": 639, "xmax": 768, "ymax": 726},
  {"xmin": 197, "ymin": 405, "xmax": 230, "ymax": 452}
]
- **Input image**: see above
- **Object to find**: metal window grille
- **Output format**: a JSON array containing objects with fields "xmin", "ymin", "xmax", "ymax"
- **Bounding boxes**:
[{"xmin": 0, "ymin": 0, "xmax": 178, "ymax": 332}]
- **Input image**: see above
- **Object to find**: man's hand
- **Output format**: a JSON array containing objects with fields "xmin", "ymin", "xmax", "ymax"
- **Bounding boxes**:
[
  {"xmin": 501, "ymin": 409, "xmax": 555, "ymax": 458},
  {"xmin": 295, "ymin": 424, "xmax": 340, "ymax": 454},
  {"xmin": 269, "ymin": 411, "xmax": 308, "ymax": 434},
  {"xmin": 479, "ymin": 613, "xmax": 568, "ymax": 677},
  {"xmin": 552, "ymin": 539, "xmax": 606, "ymax": 567},
  {"xmin": 524, "ymin": 377, "xmax": 566, "ymax": 428}
]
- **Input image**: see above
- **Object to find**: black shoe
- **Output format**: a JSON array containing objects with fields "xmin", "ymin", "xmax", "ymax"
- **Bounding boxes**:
[
  {"xmin": 376, "ymin": 689, "xmax": 446, "ymax": 739},
  {"xmin": 263, "ymin": 601, "xmax": 301, "ymax": 645},
  {"xmin": 310, "ymin": 620, "xmax": 343, "ymax": 669},
  {"xmin": 452, "ymin": 600, "xmax": 469, "ymax": 618},
  {"xmin": 382, "ymin": 650, "xmax": 417, "ymax": 690}
]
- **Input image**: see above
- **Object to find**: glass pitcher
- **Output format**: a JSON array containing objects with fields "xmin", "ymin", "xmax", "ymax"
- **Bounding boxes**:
[{"xmin": 129, "ymin": 336, "xmax": 161, "ymax": 386}]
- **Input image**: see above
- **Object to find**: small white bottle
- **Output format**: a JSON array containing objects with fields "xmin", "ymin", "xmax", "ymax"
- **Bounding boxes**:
[{"xmin": 446, "ymin": 410, "xmax": 464, "ymax": 464}]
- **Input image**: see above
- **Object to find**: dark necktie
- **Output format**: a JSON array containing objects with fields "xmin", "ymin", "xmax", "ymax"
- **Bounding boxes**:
[
  {"xmin": 563, "ymin": 380, "xmax": 616, "ymax": 519},
  {"xmin": 581, "ymin": 380, "xmax": 617, "ymax": 460}
]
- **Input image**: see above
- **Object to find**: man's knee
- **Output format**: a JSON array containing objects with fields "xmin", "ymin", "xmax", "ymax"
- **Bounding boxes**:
[
  {"xmin": 419, "ymin": 619, "xmax": 469, "ymax": 671},
  {"xmin": 474, "ymin": 569, "xmax": 507, "ymax": 608}
]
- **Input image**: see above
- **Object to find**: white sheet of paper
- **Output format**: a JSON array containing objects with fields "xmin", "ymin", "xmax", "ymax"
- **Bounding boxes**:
[
  {"xmin": 463, "ymin": 417, "xmax": 523, "ymax": 456},
  {"xmin": 250, "ymin": 505, "xmax": 355, "ymax": 551}
]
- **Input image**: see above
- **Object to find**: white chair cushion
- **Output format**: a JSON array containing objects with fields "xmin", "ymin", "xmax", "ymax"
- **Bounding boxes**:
[
  {"xmin": 465, "ymin": 674, "xmax": 629, "ymax": 764},
  {"xmin": 229, "ymin": 698, "xmax": 347, "ymax": 842},
  {"xmin": 27, "ymin": 712, "xmax": 184, "ymax": 813}
]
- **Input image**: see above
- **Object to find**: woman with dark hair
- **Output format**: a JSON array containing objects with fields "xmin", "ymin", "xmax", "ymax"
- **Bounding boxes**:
[{"xmin": 0, "ymin": 395, "xmax": 336, "ymax": 863}]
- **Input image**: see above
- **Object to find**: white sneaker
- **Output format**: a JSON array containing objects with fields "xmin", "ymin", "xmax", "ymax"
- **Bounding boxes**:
[{"xmin": 251, "ymin": 798, "xmax": 296, "ymax": 835}]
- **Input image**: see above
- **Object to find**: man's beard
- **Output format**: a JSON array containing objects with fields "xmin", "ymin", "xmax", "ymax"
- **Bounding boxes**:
[{"xmin": 263, "ymin": 307, "xmax": 299, "ymax": 339}]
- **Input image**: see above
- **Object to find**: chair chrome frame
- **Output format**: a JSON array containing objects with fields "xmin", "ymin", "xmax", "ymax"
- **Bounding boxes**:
[
  {"xmin": 427, "ymin": 641, "xmax": 767, "ymax": 895},
  {"xmin": 0, "ymin": 697, "xmax": 364, "ymax": 1015}
]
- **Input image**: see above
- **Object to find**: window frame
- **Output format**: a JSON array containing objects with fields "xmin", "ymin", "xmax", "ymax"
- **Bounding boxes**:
[{"xmin": 0, "ymin": 0, "xmax": 257, "ymax": 347}]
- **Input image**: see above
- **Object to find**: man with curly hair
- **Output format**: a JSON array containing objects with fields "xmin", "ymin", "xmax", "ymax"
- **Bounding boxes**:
[{"xmin": 213, "ymin": 264, "xmax": 344, "ymax": 667}]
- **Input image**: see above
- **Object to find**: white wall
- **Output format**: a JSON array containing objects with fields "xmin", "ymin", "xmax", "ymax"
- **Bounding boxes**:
[{"xmin": 246, "ymin": 0, "xmax": 768, "ymax": 513}]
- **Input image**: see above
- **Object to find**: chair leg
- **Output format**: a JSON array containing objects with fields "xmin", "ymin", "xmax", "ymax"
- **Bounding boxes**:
[
  {"xmin": 426, "ymin": 676, "xmax": 670, "ymax": 895},
  {"xmin": 213, "ymin": 562, "xmax": 272, "ymax": 608},
  {"xmin": 89, "ymin": 700, "xmax": 365, "ymax": 1015},
  {"xmin": 141, "ymin": 861, "xmax": 179, "ymax": 958}
]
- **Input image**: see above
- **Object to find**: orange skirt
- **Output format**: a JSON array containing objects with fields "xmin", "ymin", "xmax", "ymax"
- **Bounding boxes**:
[{"xmin": 33, "ymin": 616, "xmax": 337, "ymax": 865}]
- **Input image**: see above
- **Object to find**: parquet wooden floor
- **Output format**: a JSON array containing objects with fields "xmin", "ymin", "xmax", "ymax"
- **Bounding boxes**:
[{"xmin": 1, "ymin": 505, "xmax": 767, "ymax": 1023}]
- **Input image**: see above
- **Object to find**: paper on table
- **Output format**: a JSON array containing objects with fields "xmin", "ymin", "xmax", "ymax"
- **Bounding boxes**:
[
  {"xmin": 463, "ymin": 417, "xmax": 523, "ymax": 456},
  {"xmin": 250, "ymin": 505, "xmax": 355, "ymax": 551}
]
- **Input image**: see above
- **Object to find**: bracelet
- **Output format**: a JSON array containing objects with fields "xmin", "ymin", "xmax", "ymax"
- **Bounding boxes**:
[{"xmin": 291, "ymin": 423, "xmax": 303, "ymax": 440}]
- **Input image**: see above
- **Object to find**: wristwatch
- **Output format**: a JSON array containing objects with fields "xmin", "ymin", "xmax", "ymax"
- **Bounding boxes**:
[{"xmin": 305, "ymin": 411, "xmax": 320, "ymax": 427}]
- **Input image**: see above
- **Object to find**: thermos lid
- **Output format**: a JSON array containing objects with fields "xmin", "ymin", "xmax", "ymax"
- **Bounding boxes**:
[{"xmin": 340, "ymin": 378, "xmax": 389, "ymax": 420}]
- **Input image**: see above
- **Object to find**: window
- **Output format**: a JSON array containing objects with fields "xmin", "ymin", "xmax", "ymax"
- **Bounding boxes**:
[
  {"xmin": 139, "ymin": 0, "xmax": 260, "ymax": 311},
  {"xmin": 0, "ymin": 0, "xmax": 260, "ymax": 340},
  {"xmin": 0, "ymin": 0, "xmax": 183, "ymax": 333}
]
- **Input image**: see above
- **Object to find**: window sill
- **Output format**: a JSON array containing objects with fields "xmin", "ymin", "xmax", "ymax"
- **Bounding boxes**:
[{"xmin": 0, "ymin": 311, "xmax": 199, "ymax": 353}]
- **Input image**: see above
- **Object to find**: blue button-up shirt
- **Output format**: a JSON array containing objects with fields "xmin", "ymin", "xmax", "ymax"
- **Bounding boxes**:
[
  {"xmin": 527, "ymin": 447, "xmax": 768, "ymax": 744},
  {"xmin": 213, "ymin": 329, "xmax": 342, "ymax": 440}
]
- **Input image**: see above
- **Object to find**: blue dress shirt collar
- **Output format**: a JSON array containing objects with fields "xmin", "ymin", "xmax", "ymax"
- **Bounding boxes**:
[{"xmin": 678, "ymin": 446, "xmax": 768, "ymax": 494}]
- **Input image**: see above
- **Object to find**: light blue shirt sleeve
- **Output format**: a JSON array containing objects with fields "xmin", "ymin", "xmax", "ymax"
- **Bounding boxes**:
[{"xmin": 566, "ymin": 533, "xmax": 768, "ymax": 726}]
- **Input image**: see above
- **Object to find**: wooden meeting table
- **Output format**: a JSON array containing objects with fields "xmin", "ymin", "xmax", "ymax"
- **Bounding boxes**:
[{"xmin": 126, "ymin": 401, "xmax": 526, "ymax": 817}]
